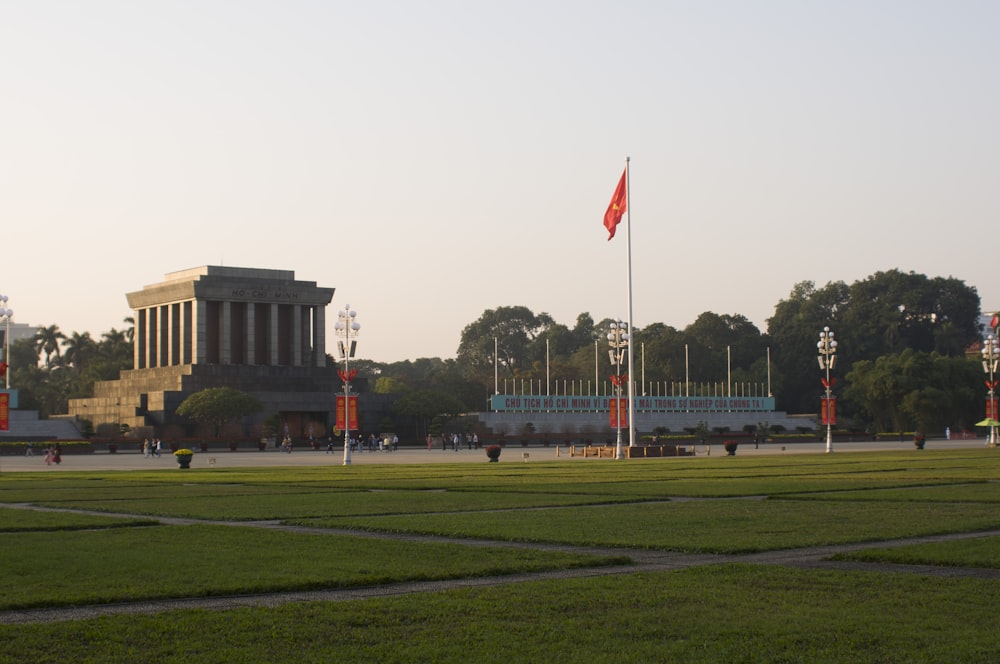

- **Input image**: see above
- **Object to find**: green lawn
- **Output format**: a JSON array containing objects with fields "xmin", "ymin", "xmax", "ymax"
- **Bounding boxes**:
[
  {"xmin": 0, "ymin": 524, "xmax": 627, "ymax": 611},
  {"xmin": 302, "ymin": 498, "xmax": 1000, "ymax": 552},
  {"xmin": 832, "ymin": 535, "xmax": 1000, "ymax": 568},
  {"xmin": 0, "ymin": 448, "xmax": 998, "ymax": 662},
  {"xmin": 1, "ymin": 566, "xmax": 997, "ymax": 663}
]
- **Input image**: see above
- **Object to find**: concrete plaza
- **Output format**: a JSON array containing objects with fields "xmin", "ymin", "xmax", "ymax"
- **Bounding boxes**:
[{"xmin": 0, "ymin": 437, "xmax": 989, "ymax": 472}]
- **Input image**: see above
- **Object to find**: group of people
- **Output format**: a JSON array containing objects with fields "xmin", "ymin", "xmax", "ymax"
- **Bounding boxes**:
[
  {"xmin": 430, "ymin": 432, "xmax": 479, "ymax": 451},
  {"xmin": 25, "ymin": 442, "xmax": 63, "ymax": 465},
  {"xmin": 42, "ymin": 444, "xmax": 62, "ymax": 465},
  {"xmin": 142, "ymin": 438, "xmax": 163, "ymax": 458},
  {"xmin": 333, "ymin": 432, "xmax": 399, "ymax": 453}
]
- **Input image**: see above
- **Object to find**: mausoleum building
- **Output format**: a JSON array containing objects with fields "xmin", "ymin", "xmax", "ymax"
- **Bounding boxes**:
[{"xmin": 69, "ymin": 266, "xmax": 339, "ymax": 438}]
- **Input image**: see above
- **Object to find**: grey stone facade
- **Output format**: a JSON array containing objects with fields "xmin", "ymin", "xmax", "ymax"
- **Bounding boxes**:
[{"xmin": 69, "ymin": 266, "xmax": 340, "ymax": 438}]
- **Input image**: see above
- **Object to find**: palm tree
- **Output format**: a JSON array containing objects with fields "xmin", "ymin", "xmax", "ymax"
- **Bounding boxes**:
[
  {"xmin": 33, "ymin": 325, "xmax": 66, "ymax": 367},
  {"xmin": 63, "ymin": 331, "xmax": 98, "ymax": 368},
  {"xmin": 123, "ymin": 316, "xmax": 135, "ymax": 344},
  {"xmin": 100, "ymin": 328, "xmax": 132, "ymax": 363}
]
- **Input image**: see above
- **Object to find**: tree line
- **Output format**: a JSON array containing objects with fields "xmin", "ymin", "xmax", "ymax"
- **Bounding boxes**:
[
  {"xmin": 5, "ymin": 320, "xmax": 134, "ymax": 418},
  {"xmin": 5, "ymin": 269, "xmax": 987, "ymax": 435}
]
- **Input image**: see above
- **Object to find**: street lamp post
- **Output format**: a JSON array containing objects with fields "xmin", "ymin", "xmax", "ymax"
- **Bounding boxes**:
[
  {"xmin": 335, "ymin": 305, "xmax": 360, "ymax": 466},
  {"xmin": 607, "ymin": 320, "xmax": 630, "ymax": 460},
  {"xmin": 0, "ymin": 295, "xmax": 12, "ymax": 390},
  {"xmin": 982, "ymin": 334, "xmax": 999, "ymax": 448},
  {"xmin": 817, "ymin": 326, "xmax": 838, "ymax": 454}
]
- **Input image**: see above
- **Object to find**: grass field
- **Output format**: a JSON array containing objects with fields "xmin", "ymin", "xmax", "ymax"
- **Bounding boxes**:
[{"xmin": 1, "ymin": 449, "xmax": 998, "ymax": 662}]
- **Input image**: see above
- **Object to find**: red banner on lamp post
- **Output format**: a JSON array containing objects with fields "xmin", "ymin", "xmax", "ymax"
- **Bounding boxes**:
[
  {"xmin": 335, "ymin": 395, "xmax": 358, "ymax": 431},
  {"xmin": 609, "ymin": 398, "xmax": 628, "ymax": 428},
  {"xmin": 986, "ymin": 397, "xmax": 999, "ymax": 421},
  {"xmin": 0, "ymin": 393, "xmax": 8, "ymax": 431},
  {"xmin": 821, "ymin": 397, "xmax": 837, "ymax": 425}
]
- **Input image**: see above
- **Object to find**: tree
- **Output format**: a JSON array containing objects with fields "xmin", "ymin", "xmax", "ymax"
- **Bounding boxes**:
[
  {"xmin": 766, "ymin": 281, "xmax": 850, "ymax": 413},
  {"xmin": 456, "ymin": 306, "xmax": 549, "ymax": 382},
  {"xmin": 374, "ymin": 376, "xmax": 410, "ymax": 394},
  {"xmin": 393, "ymin": 389, "xmax": 467, "ymax": 440},
  {"xmin": 634, "ymin": 323, "xmax": 685, "ymax": 383},
  {"xmin": 684, "ymin": 312, "xmax": 768, "ymax": 384},
  {"xmin": 33, "ymin": 325, "xmax": 66, "ymax": 367},
  {"xmin": 62, "ymin": 332, "xmax": 98, "ymax": 368},
  {"xmin": 843, "ymin": 350, "xmax": 980, "ymax": 433},
  {"xmin": 839, "ymin": 270, "xmax": 980, "ymax": 360},
  {"xmin": 176, "ymin": 387, "xmax": 262, "ymax": 437},
  {"xmin": 767, "ymin": 272, "xmax": 981, "ymax": 417}
]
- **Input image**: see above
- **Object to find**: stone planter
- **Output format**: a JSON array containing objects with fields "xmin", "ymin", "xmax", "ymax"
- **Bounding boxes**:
[
  {"xmin": 176, "ymin": 454, "xmax": 193, "ymax": 469},
  {"xmin": 485, "ymin": 446, "xmax": 502, "ymax": 462}
]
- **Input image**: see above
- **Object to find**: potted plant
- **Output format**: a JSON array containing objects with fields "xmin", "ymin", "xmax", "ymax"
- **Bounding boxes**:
[
  {"xmin": 485, "ymin": 445, "xmax": 502, "ymax": 462},
  {"xmin": 174, "ymin": 448, "xmax": 194, "ymax": 469},
  {"xmin": 723, "ymin": 440, "xmax": 739, "ymax": 456},
  {"xmin": 913, "ymin": 432, "xmax": 926, "ymax": 450}
]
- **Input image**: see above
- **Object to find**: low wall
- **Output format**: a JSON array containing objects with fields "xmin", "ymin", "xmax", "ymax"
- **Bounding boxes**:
[{"xmin": 566, "ymin": 443, "xmax": 694, "ymax": 458}]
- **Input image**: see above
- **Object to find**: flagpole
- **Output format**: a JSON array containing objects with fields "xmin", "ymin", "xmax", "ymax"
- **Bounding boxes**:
[{"xmin": 624, "ymin": 156, "xmax": 636, "ymax": 458}]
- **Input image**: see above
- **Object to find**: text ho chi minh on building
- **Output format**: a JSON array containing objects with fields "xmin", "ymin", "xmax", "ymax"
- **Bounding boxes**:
[{"xmin": 68, "ymin": 266, "xmax": 341, "ymax": 439}]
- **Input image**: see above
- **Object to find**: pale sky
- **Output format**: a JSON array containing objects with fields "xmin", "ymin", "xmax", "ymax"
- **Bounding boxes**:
[{"xmin": 3, "ymin": 1, "xmax": 998, "ymax": 362}]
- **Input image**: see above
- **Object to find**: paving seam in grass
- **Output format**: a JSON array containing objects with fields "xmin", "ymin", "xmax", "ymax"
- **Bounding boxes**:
[{"xmin": 3, "ymin": 524, "xmax": 1000, "ymax": 626}]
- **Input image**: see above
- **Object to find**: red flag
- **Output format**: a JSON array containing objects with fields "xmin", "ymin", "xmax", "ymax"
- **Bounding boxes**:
[{"xmin": 603, "ymin": 169, "xmax": 627, "ymax": 240}]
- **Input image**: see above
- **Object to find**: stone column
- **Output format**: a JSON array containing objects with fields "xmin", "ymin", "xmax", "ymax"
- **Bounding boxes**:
[
  {"xmin": 221, "ymin": 301, "xmax": 232, "ymax": 364},
  {"xmin": 299, "ymin": 306, "xmax": 312, "ymax": 367},
  {"xmin": 159, "ymin": 304, "xmax": 170, "ymax": 367},
  {"xmin": 166, "ymin": 303, "xmax": 176, "ymax": 366},
  {"xmin": 292, "ymin": 305, "xmax": 303, "ymax": 366},
  {"xmin": 147, "ymin": 307, "xmax": 159, "ymax": 368},
  {"xmin": 180, "ymin": 300, "xmax": 191, "ymax": 365},
  {"xmin": 313, "ymin": 305, "xmax": 326, "ymax": 367},
  {"xmin": 135, "ymin": 308, "xmax": 147, "ymax": 369},
  {"xmin": 193, "ymin": 299, "xmax": 206, "ymax": 364},
  {"xmin": 269, "ymin": 303, "xmax": 279, "ymax": 365},
  {"xmin": 246, "ymin": 303, "xmax": 256, "ymax": 365}
]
